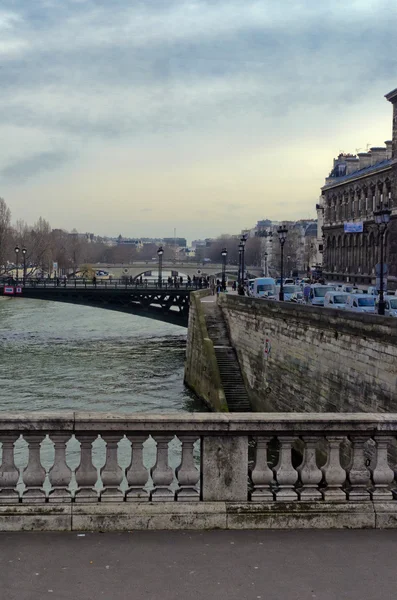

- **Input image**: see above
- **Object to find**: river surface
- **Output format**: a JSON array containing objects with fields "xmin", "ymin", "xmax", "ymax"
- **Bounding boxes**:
[{"xmin": 0, "ymin": 297, "xmax": 204, "ymax": 413}]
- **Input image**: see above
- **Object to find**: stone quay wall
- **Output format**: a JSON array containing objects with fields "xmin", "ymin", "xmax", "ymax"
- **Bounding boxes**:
[
  {"xmin": 218, "ymin": 295, "xmax": 397, "ymax": 413},
  {"xmin": 184, "ymin": 291, "xmax": 228, "ymax": 412}
]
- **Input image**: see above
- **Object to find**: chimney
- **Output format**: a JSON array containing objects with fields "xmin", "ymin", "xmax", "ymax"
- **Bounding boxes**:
[
  {"xmin": 385, "ymin": 140, "xmax": 393, "ymax": 159},
  {"xmin": 370, "ymin": 147, "xmax": 387, "ymax": 166},
  {"xmin": 345, "ymin": 157, "xmax": 360, "ymax": 175},
  {"xmin": 385, "ymin": 87, "xmax": 397, "ymax": 159},
  {"xmin": 357, "ymin": 152, "xmax": 371, "ymax": 170}
]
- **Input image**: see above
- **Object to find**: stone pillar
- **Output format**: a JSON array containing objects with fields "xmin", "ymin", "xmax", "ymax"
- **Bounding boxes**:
[
  {"xmin": 0, "ymin": 435, "xmax": 20, "ymax": 503},
  {"xmin": 201, "ymin": 436, "xmax": 248, "ymax": 502}
]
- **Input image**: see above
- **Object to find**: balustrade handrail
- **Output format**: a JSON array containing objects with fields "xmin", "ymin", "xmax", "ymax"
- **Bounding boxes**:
[{"xmin": 1, "ymin": 411, "xmax": 397, "ymax": 433}]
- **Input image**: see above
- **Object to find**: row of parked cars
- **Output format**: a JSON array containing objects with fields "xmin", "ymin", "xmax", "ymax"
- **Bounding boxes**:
[{"xmin": 247, "ymin": 278, "xmax": 397, "ymax": 316}]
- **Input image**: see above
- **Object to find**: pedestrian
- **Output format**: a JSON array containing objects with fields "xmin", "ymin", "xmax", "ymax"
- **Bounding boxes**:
[
  {"xmin": 303, "ymin": 283, "xmax": 311, "ymax": 303},
  {"xmin": 92, "ymin": 275, "xmax": 97, "ymax": 286},
  {"xmin": 210, "ymin": 281, "xmax": 215, "ymax": 296}
]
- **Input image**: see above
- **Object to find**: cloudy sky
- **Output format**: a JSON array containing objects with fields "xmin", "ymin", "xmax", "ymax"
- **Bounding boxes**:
[{"xmin": 0, "ymin": 0, "xmax": 396, "ymax": 241}]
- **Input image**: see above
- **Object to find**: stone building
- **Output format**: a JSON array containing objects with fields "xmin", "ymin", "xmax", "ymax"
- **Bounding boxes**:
[{"xmin": 321, "ymin": 87, "xmax": 397, "ymax": 289}]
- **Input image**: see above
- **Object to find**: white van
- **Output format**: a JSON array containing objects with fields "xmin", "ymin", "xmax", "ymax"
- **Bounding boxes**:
[
  {"xmin": 345, "ymin": 294, "xmax": 376, "ymax": 313},
  {"xmin": 307, "ymin": 285, "xmax": 337, "ymax": 307},
  {"xmin": 324, "ymin": 291, "xmax": 348, "ymax": 309},
  {"xmin": 282, "ymin": 284, "xmax": 302, "ymax": 301},
  {"xmin": 253, "ymin": 277, "xmax": 276, "ymax": 299},
  {"xmin": 384, "ymin": 296, "xmax": 397, "ymax": 317}
]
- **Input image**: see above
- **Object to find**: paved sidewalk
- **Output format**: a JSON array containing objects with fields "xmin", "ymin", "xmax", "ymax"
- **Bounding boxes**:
[{"xmin": 1, "ymin": 530, "xmax": 397, "ymax": 600}]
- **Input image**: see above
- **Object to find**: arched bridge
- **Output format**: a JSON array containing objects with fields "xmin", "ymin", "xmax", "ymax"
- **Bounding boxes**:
[
  {"xmin": 90, "ymin": 262, "xmax": 262, "ymax": 280},
  {"xmin": 14, "ymin": 281, "xmax": 194, "ymax": 327}
]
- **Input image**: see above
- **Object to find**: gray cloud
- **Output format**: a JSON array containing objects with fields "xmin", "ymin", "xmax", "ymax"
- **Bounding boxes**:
[{"xmin": 0, "ymin": 150, "xmax": 73, "ymax": 182}]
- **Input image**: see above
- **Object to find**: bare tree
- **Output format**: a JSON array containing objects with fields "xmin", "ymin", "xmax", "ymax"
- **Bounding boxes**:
[{"xmin": 0, "ymin": 198, "xmax": 11, "ymax": 272}]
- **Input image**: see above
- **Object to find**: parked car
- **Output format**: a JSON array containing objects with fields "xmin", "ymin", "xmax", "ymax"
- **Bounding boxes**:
[
  {"xmin": 324, "ymin": 291, "xmax": 348, "ymax": 309},
  {"xmin": 252, "ymin": 277, "xmax": 276, "ymax": 299},
  {"xmin": 281, "ymin": 284, "xmax": 302, "ymax": 301},
  {"xmin": 345, "ymin": 294, "xmax": 376, "ymax": 313},
  {"xmin": 367, "ymin": 286, "xmax": 379, "ymax": 296},
  {"xmin": 382, "ymin": 295, "xmax": 397, "ymax": 317},
  {"xmin": 290, "ymin": 291, "xmax": 304, "ymax": 303},
  {"xmin": 341, "ymin": 284, "xmax": 359, "ymax": 294},
  {"xmin": 307, "ymin": 285, "xmax": 337, "ymax": 307}
]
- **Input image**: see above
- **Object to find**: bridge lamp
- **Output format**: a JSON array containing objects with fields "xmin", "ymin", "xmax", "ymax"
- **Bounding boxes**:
[
  {"xmin": 22, "ymin": 248, "xmax": 27, "ymax": 285},
  {"xmin": 373, "ymin": 205, "xmax": 391, "ymax": 315},
  {"xmin": 238, "ymin": 243, "xmax": 244, "ymax": 287},
  {"xmin": 277, "ymin": 226, "xmax": 288, "ymax": 301},
  {"xmin": 14, "ymin": 246, "xmax": 20, "ymax": 283},
  {"xmin": 221, "ymin": 248, "xmax": 228, "ymax": 291},
  {"xmin": 157, "ymin": 246, "xmax": 164, "ymax": 288},
  {"xmin": 240, "ymin": 235, "xmax": 247, "ymax": 286}
]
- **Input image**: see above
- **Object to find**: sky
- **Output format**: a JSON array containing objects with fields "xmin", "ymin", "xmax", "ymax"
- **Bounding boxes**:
[{"xmin": 0, "ymin": 0, "xmax": 396, "ymax": 242}]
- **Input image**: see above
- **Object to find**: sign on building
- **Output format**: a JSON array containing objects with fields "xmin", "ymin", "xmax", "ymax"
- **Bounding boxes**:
[{"xmin": 344, "ymin": 222, "xmax": 363, "ymax": 233}]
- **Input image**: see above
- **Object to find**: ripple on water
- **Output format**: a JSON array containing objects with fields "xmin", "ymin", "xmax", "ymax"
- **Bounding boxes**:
[{"xmin": 0, "ymin": 299, "xmax": 206, "ymax": 413}]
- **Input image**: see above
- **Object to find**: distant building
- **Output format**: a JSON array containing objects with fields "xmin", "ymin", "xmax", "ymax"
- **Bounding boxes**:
[{"xmin": 321, "ymin": 86, "xmax": 397, "ymax": 288}]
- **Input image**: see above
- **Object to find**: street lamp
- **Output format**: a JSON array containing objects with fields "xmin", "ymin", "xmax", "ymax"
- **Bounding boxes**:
[
  {"xmin": 240, "ymin": 235, "xmax": 247, "ymax": 286},
  {"xmin": 22, "ymin": 248, "xmax": 27, "ymax": 285},
  {"xmin": 157, "ymin": 246, "xmax": 164, "ymax": 288},
  {"xmin": 264, "ymin": 251, "xmax": 268, "ymax": 277},
  {"xmin": 221, "ymin": 248, "xmax": 228, "ymax": 291},
  {"xmin": 277, "ymin": 225, "xmax": 288, "ymax": 301},
  {"xmin": 373, "ymin": 205, "xmax": 391, "ymax": 315},
  {"xmin": 238, "ymin": 243, "xmax": 243, "ymax": 287},
  {"xmin": 14, "ymin": 246, "xmax": 20, "ymax": 284}
]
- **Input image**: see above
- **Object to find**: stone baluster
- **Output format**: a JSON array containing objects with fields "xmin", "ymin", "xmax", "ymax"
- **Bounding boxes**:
[
  {"xmin": 125, "ymin": 435, "xmax": 149, "ymax": 501},
  {"xmin": 48, "ymin": 434, "xmax": 73, "ymax": 503},
  {"xmin": 321, "ymin": 436, "xmax": 347, "ymax": 500},
  {"xmin": 151, "ymin": 435, "xmax": 174, "ymax": 501},
  {"xmin": 176, "ymin": 435, "xmax": 200, "ymax": 501},
  {"xmin": 371, "ymin": 436, "xmax": 395, "ymax": 501},
  {"xmin": 348, "ymin": 436, "xmax": 371, "ymax": 500},
  {"xmin": 273, "ymin": 436, "xmax": 298, "ymax": 501},
  {"xmin": 250, "ymin": 436, "xmax": 274, "ymax": 501},
  {"xmin": 0, "ymin": 435, "xmax": 20, "ymax": 503},
  {"xmin": 22, "ymin": 435, "xmax": 46, "ymax": 502},
  {"xmin": 75, "ymin": 435, "xmax": 98, "ymax": 502},
  {"xmin": 297, "ymin": 436, "xmax": 322, "ymax": 500},
  {"xmin": 100, "ymin": 435, "xmax": 124, "ymax": 501}
]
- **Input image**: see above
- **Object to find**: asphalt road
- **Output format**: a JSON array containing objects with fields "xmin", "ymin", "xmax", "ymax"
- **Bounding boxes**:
[{"xmin": 1, "ymin": 530, "xmax": 397, "ymax": 600}]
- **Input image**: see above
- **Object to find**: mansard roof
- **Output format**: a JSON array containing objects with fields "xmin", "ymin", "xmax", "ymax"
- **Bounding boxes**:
[{"xmin": 322, "ymin": 158, "xmax": 392, "ymax": 191}]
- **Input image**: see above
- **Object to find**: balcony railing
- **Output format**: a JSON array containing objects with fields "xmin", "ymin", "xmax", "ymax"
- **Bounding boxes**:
[{"xmin": 1, "ymin": 413, "xmax": 396, "ymax": 505}]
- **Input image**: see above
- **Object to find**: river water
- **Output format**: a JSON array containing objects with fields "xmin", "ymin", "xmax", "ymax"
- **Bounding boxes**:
[{"xmin": 0, "ymin": 297, "xmax": 204, "ymax": 413}]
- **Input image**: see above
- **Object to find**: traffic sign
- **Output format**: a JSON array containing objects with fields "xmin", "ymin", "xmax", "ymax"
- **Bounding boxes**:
[
  {"xmin": 3, "ymin": 286, "xmax": 14, "ymax": 295},
  {"xmin": 376, "ymin": 276, "xmax": 388, "ymax": 291}
]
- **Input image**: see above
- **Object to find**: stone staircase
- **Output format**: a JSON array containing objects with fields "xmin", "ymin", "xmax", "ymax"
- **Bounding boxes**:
[{"xmin": 201, "ymin": 299, "xmax": 251, "ymax": 412}]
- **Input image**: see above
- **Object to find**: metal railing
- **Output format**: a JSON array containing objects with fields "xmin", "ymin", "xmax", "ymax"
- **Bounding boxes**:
[{"xmin": 11, "ymin": 278, "xmax": 213, "ymax": 291}]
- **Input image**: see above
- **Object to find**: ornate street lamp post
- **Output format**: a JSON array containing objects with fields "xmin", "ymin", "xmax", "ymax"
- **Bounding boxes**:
[
  {"xmin": 238, "ymin": 243, "xmax": 243, "ymax": 287},
  {"xmin": 374, "ymin": 205, "xmax": 391, "ymax": 315},
  {"xmin": 221, "ymin": 248, "xmax": 227, "ymax": 291},
  {"xmin": 277, "ymin": 225, "xmax": 288, "ymax": 301},
  {"xmin": 14, "ymin": 246, "xmax": 20, "ymax": 284},
  {"xmin": 157, "ymin": 246, "xmax": 164, "ymax": 288},
  {"xmin": 22, "ymin": 248, "xmax": 27, "ymax": 285},
  {"xmin": 240, "ymin": 235, "xmax": 247, "ymax": 286}
]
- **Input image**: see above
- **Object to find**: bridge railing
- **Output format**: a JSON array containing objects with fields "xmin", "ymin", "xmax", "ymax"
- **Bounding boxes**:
[
  {"xmin": 0, "ymin": 412, "xmax": 396, "ymax": 504},
  {"xmin": 17, "ymin": 278, "xmax": 213, "ymax": 291}
]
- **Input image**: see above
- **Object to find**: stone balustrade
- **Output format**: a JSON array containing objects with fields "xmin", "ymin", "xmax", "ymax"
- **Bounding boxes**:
[{"xmin": 1, "ymin": 412, "xmax": 397, "ymax": 530}]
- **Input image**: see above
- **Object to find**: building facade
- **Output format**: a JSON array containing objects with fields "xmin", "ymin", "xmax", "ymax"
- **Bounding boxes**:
[{"xmin": 321, "ymin": 87, "xmax": 397, "ymax": 289}]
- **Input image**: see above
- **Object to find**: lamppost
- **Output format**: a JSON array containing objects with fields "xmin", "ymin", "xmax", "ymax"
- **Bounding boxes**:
[
  {"xmin": 221, "ymin": 248, "xmax": 227, "ymax": 291},
  {"xmin": 374, "ymin": 205, "xmax": 391, "ymax": 315},
  {"xmin": 14, "ymin": 246, "xmax": 20, "ymax": 283},
  {"xmin": 157, "ymin": 246, "xmax": 164, "ymax": 288},
  {"xmin": 238, "ymin": 243, "xmax": 243, "ymax": 286},
  {"xmin": 264, "ymin": 251, "xmax": 268, "ymax": 277},
  {"xmin": 22, "ymin": 248, "xmax": 27, "ymax": 285},
  {"xmin": 277, "ymin": 225, "xmax": 288, "ymax": 301},
  {"xmin": 240, "ymin": 234, "xmax": 247, "ymax": 286}
]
